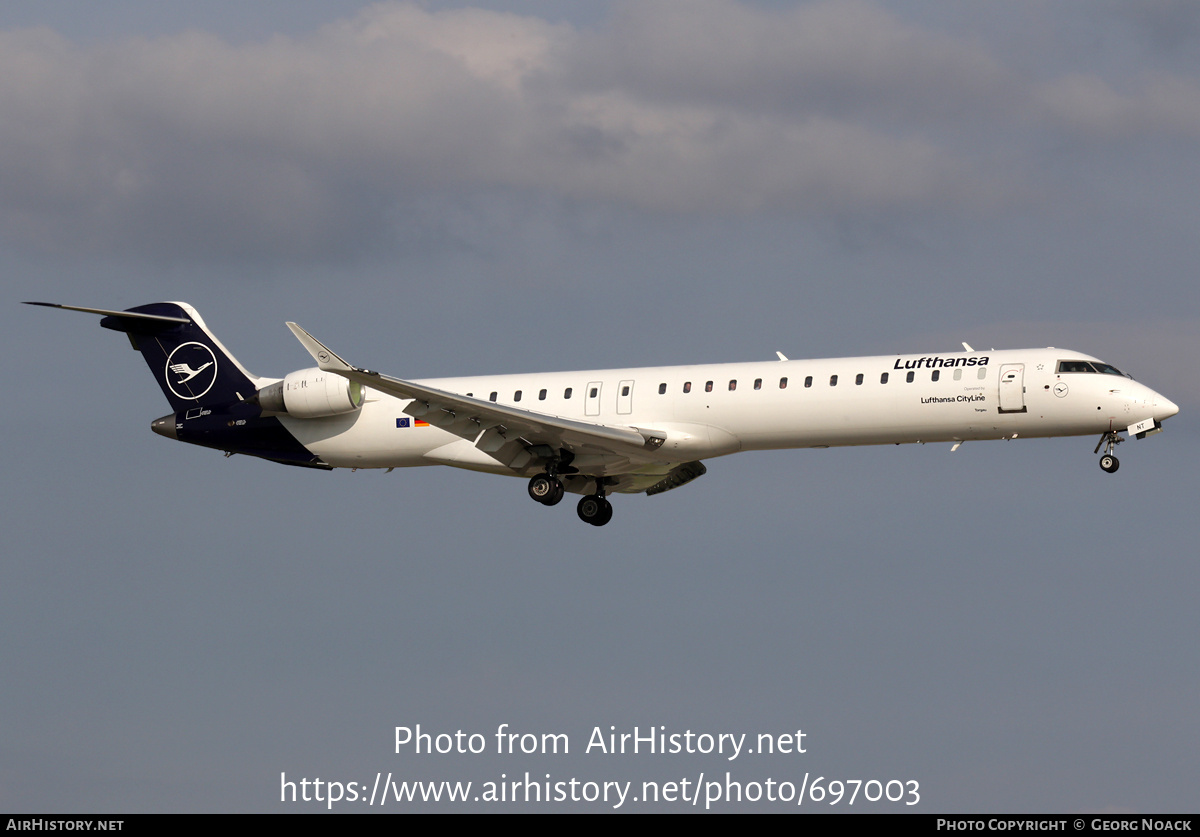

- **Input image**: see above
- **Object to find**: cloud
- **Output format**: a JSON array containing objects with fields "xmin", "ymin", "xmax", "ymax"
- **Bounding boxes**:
[
  {"xmin": 0, "ymin": 1, "xmax": 1197, "ymax": 261},
  {"xmin": 1036, "ymin": 71, "xmax": 1200, "ymax": 138},
  {"xmin": 565, "ymin": 0, "xmax": 1009, "ymax": 123},
  {"xmin": 1112, "ymin": 0, "xmax": 1200, "ymax": 52}
]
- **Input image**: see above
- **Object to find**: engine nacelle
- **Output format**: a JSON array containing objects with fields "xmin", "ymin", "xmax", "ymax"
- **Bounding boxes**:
[{"xmin": 257, "ymin": 368, "xmax": 363, "ymax": 418}]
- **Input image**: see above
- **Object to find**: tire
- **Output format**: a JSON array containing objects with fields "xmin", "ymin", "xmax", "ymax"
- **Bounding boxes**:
[
  {"xmin": 577, "ymin": 495, "xmax": 602, "ymax": 523},
  {"xmin": 528, "ymin": 474, "xmax": 560, "ymax": 504},
  {"xmin": 595, "ymin": 497, "xmax": 613, "ymax": 526},
  {"xmin": 577, "ymin": 495, "xmax": 612, "ymax": 526},
  {"xmin": 1099, "ymin": 455, "xmax": 1119, "ymax": 473}
]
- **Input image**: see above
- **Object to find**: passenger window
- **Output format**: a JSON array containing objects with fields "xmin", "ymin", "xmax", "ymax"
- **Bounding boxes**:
[
  {"xmin": 931, "ymin": 370, "xmax": 939, "ymax": 382},
  {"xmin": 659, "ymin": 383, "xmax": 667, "ymax": 395},
  {"xmin": 880, "ymin": 373, "xmax": 888, "ymax": 384},
  {"xmin": 705, "ymin": 381, "xmax": 713, "ymax": 392},
  {"xmin": 514, "ymin": 390, "xmax": 522, "ymax": 402},
  {"xmin": 539, "ymin": 389, "xmax": 547, "ymax": 401},
  {"xmin": 977, "ymin": 368, "xmax": 986, "ymax": 380},
  {"xmin": 906, "ymin": 371, "xmax": 914, "ymax": 383},
  {"xmin": 830, "ymin": 375, "xmax": 838, "ymax": 386},
  {"xmin": 684, "ymin": 381, "xmax": 692, "ymax": 393},
  {"xmin": 855, "ymin": 373, "xmax": 863, "ymax": 385},
  {"xmin": 803, "ymin": 376, "xmax": 812, "ymax": 388},
  {"xmin": 489, "ymin": 392, "xmax": 498, "ymax": 402},
  {"xmin": 564, "ymin": 388, "xmax": 573, "ymax": 399},
  {"xmin": 953, "ymin": 369, "xmax": 962, "ymax": 381},
  {"xmin": 754, "ymin": 378, "xmax": 762, "ymax": 390},
  {"xmin": 728, "ymin": 380, "xmax": 737, "ymax": 391},
  {"xmin": 780, "ymin": 377, "xmax": 788, "ymax": 389}
]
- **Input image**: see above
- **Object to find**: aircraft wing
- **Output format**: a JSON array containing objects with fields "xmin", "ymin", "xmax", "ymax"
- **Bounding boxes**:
[{"xmin": 285, "ymin": 324, "xmax": 669, "ymax": 468}]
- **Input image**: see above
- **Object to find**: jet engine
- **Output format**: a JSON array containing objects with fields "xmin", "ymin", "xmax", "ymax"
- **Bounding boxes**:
[{"xmin": 256, "ymin": 368, "xmax": 363, "ymax": 418}]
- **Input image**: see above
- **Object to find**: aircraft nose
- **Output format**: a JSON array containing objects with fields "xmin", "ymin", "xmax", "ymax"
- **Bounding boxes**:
[{"xmin": 1153, "ymin": 394, "xmax": 1180, "ymax": 421}]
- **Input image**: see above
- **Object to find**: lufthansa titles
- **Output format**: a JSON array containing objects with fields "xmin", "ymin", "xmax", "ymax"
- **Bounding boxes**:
[{"xmin": 894, "ymin": 355, "xmax": 990, "ymax": 369}]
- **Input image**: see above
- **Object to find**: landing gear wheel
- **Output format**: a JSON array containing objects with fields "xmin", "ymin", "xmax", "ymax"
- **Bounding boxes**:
[
  {"xmin": 1099, "ymin": 455, "xmax": 1120, "ymax": 474},
  {"xmin": 577, "ymin": 495, "xmax": 613, "ymax": 526},
  {"xmin": 528, "ymin": 473, "xmax": 564, "ymax": 505}
]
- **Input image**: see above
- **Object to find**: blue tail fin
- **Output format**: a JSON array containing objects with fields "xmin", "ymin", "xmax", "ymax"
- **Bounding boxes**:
[
  {"xmin": 96, "ymin": 302, "xmax": 262, "ymax": 411},
  {"xmin": 28, "ymin": 301, "xmax": 330, "ymax": 470}
]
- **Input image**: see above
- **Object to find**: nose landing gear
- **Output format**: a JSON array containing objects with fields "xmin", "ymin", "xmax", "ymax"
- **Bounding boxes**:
[{"xmin": 1094, "ymin": 429, "xmax": 1123, "ymax": 474}]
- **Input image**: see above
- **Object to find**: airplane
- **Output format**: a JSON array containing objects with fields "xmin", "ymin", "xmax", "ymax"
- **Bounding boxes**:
[{"xmin": 27, "ymin": 301, "xmax": 1180, "ymax": 526}]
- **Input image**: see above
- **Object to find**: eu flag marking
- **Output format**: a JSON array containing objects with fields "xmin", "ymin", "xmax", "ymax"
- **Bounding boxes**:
[{"xmin": 396, "ymin": 417, "xmax": 410, "ymax": 428}]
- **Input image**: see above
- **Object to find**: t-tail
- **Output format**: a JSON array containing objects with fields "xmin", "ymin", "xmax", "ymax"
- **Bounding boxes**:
[{"xmin": 25, "ymin": 301, "xmax": 330, "ymax": 469}]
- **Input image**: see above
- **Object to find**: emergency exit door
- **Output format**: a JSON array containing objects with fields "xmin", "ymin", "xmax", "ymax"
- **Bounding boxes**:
[{"xmin": 585, "ymin": 381, "xmax": 602, "ymax": 416}]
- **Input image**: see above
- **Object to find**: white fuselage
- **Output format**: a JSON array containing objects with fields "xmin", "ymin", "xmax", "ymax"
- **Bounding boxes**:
[{"xmin": 279, "ymin": 348, "xmax": 1178, "ymax": 479}]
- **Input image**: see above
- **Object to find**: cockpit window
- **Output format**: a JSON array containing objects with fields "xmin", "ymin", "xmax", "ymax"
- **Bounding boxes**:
[{"xmin": 1056, "ymin": 360, "xmax": 1130, "ymax": 377}]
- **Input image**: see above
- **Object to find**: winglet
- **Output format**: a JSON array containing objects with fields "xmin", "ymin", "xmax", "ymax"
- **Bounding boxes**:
[
  {"xmin": 962, "ymin": 342, "xmax": 975, "ymax": 352},
  {"xmin": 776, "ymin": 351, "xmax": 788, "ymax": 361},
  {"xmin": 285, "ymin": 322, "xmax": 354, "ymax": 372}
]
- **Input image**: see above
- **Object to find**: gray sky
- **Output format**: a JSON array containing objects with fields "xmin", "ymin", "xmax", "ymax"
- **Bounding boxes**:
[{"xmin": 3, "ymin": 0, "xmax": 1198, "ymax": 812}]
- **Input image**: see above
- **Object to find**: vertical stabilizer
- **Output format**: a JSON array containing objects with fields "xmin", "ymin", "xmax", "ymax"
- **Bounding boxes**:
[{"xmin": 97, "ymin": 302, "xmax": 262, "ymax": 411}]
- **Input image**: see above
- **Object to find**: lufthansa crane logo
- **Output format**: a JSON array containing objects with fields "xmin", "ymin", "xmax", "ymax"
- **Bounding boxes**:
[{"xmin": 165, "ymin": 342, "xmax": 218, "ymax": 400}]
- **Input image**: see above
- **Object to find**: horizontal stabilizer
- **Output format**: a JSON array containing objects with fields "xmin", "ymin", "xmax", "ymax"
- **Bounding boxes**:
[{"xmin": 24, "ymin": 302, "xmax": 190, "ymax": 325}]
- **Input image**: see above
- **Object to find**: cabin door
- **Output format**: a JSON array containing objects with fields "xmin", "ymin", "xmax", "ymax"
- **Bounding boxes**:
[{"xmin": 998, "ymin": 363, "xmax": 1026, "ymax": 413}]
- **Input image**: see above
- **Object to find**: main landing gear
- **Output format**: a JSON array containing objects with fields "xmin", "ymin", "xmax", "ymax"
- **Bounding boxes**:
[
  {"xmin": 1094, "ymin": 429, "xmax": 1123, "ymax": 474},
  {"xmin": 528, "ymin": 473, "xmax": 565, "ymax": 506},
  {"xmin": 528, "ymin": 471, "xmax": 614, "ymax": 525},
  {"xmin": 577, "ymin": 494, "xmax": 613, "ymax": 527}
]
